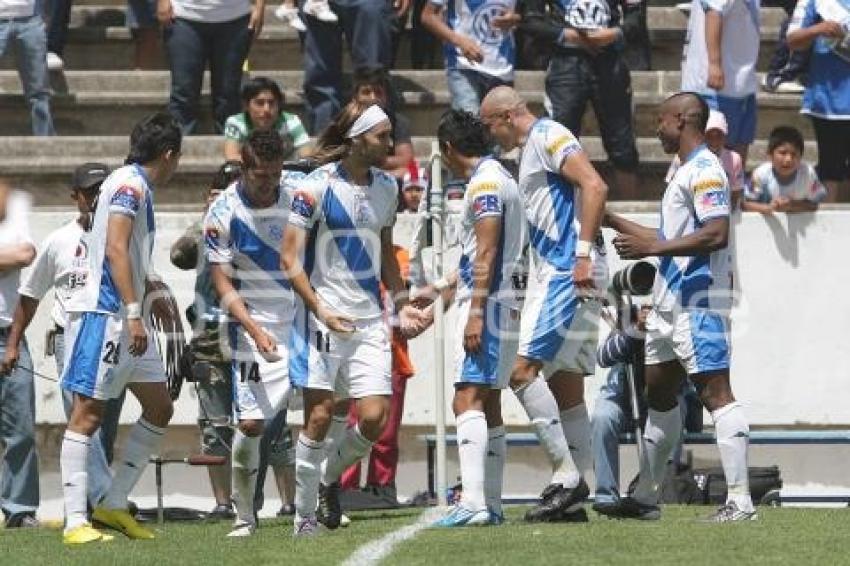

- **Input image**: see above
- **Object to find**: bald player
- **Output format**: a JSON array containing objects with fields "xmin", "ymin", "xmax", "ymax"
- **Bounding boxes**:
[
  {"xmin": 604, "ymin": 92, "xmax": 755, "ymax": 522},
  {"xmin": 480, "ymin": 86, "xmax": 608, "ymax": 522}
]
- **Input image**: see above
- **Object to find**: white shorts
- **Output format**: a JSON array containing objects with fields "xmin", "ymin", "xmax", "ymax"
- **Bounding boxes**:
[
  {"xmin": 453, "ymin": 299, "xmax": 520, "ymax": 389},
  {"xmin": 644, "ymin": 309, "xmax": 730, "ymax": 375},
  {"xmin": 61, "ymin": 311, "xmax": 165, "ymax": 401},
  {"xmin": 229, "ymin": 322, "xmax": 293, "ymax": 421},
  {"xmin": 517, "ymin": 267, "xmax": 602, "ymax": 377},
  {"xmin": 290, "ymin": 313, "xmax": 391, "ymax": 399}
]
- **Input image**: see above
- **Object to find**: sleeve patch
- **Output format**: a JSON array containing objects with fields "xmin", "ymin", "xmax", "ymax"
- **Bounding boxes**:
[
  {"xmin": 467, "ymin": 181, "xmax": 500, "ymax": 199},
  {"xmin": 291, "ymin": 191, "xmax": 316, "ymax": 219},
  {"xmin": 546, "ymin": 134, "xmax": 577, "ymax": 156},
  {"xmin": 109, "ymin": 185, "xmax": 141, "ymax": 214},
  {"xmin": 473, "ymin": 194, "xmax": 502, "ymax": 218}
]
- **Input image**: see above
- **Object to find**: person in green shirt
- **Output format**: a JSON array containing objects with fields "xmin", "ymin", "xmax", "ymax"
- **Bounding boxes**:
[{"xmin": 223, "ymin": 77, "xmax": 311, "ymax": 162}]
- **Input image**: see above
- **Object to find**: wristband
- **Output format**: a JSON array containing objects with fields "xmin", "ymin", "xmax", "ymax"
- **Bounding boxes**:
[
  {"xmin": 125, "ymin": 302, "xmax": 142, "ymax": 319},
  {"xmin": 575, "ymin": 240, "xmax": 592, "ymax": 258}
]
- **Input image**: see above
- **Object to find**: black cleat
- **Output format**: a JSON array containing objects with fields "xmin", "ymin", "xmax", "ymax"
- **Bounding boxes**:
[
  {"xmin": 594, "ymin": 496, "xmax": 661, "ymax": 521},
  {"xmin": 317, "ymin": 482, "xmax": 342, "ymax": 530},
  {"xmin": 557, "ymin": 507, "xmax": 589, "ymax": 523},
  {"xmin": 207, "ymin": 503, "xmax": 236, "ymax": 521},
  {"xmin": 524, "ymin": 479, "xmax": 590, "ymax": 523}
]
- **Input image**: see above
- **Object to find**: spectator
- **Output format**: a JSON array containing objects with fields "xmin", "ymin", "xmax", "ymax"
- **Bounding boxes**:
[
  {"xmin": 0, "ymin": 0, "xmax": 55, "ymax": 135},
  {"xmin": 787, "ymin": 0, "xmax": 850, "ymax": 202},
  {"xmin": 223, "ymin": 77, "xmax": 311, "ymax": 162},
  {"xmin": 666, "ymin": 110, "xmax": 745, "ymax": 209},
  {"xmin": 302, "ymin": 0, "xmax": 410, "ymax": 133},
  {"xmin": 129, "ymin": 0, "xmax": 160, "ymax": 69},
  {"xmin": 681, "ymin": 0, "xmax": 761, "ymax": 166},
  {"xmin": 399, "ymin": 159, "xmax": 427, "ymax": 212},
  {"xmin": 520, "ymin": 0, "xmax": 642, "ymax": 200},
  {"xmin": 421, "ymin": 0, "xmax": 519, "ymax": 114},
  {"xmin": 158, "ymin": 0, "xmax": 264, "ymax": 134},
  {"xmin": 340, "ymin": 245, "xmax": 415, "ymax": 503},
  {"xmin": 622, "ymin": 0, "xmax": 651, "ymax": 71},
  {"xmin": 762, "ymin": 0, "xmax": 808, "ymax": 93},
  {"xmin": 350, "ymin": 66, "xmax": 414, "ymax": 178},
  {"xmin": 46, "ymin": 0, "xmax": 71, "ymax": 70},
  {"xmin": 1, "ymin": 164, "xmax": 124, "ymax": 512},
  {"xmin": 410, "ymin": 0, "xmax": 439, "ymax": 69},
  {"xmin": 743, "ymin": 125, "xmax": 827, "ymax": 213},
  {"xmin": 0, "ymin": 183, "xmax": 38, "ymax": 528}
]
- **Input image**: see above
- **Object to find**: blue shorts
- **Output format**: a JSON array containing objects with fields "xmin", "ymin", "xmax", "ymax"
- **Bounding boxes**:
[
  {"xmin": 644, "ymin": 309, "xmax": 730, "ymax": 375},
  {"xmin": 453, "ymin": 299, "xmax": 519, "ymax": 389},
  {"xmin": 703, "ymin": 93, "xmax": 757, "ymax": 146}
]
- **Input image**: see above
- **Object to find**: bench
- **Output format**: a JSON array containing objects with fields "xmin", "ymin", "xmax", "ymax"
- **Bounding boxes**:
[{"xmin": 420, "ymin": 430, "xmax": 850, "ymax": 504}]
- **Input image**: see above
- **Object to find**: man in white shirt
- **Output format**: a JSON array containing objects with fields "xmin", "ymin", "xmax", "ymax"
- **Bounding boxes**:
[
  {"xmin": 0, "ymin": 182, "xmax": 38, "ymax": 527},
  {"xmin": 681, "ymin": 0, "xmax": 760, "ymax": 165},
  {"xmin": 0, "ymin": 0, "xmax": 55, "ymax": 135},
  {"xmin": 157, "ymin": 0, "xmax": 266, "ymax": 133},
  {"xmin": 2, "ymin": 164, "xmax": 121, "ymax": 513}
]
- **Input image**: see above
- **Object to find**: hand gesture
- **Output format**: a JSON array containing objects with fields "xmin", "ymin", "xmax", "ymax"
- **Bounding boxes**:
[
  {"xmin": 707, "ymin": 62, "xmax": 725, "ymax": 91},
  {"xmin": 457, "ymin": 35, "xmax": 484, "ymax": 63},
  {"xmin": 463, "ymin": 310, "xmax": 484, "ymax": 354},
  {"xmin": 318, "ymin": 303, "xmax": 355, "ymax": 334},
  {"xmin": 613, "ymin": 233, "xmax": 656, "ymax": 260},
  {"xmin": 0, "ymin": 345, "xmax": 19, "ymax": 377},
  {"xmin": 127, "ymin": 318, "xmax": 148, "ymax": 357}
]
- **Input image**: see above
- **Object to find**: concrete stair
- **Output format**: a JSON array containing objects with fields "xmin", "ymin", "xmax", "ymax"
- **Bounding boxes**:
[
  {"xmin": 0, "ymin": 70, "xmax": 810, "ymax": 138},
  {"xmin": 3, "ymin": 135, "xmax": 816, "ymax": 205}
]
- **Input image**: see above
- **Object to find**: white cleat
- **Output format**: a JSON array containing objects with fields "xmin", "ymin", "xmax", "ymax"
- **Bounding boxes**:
[
  {"xmin": 47, "ymin": 52, "xmax": 64, "ymax": 71},
  {"xmin": 226, "ymin": 520, "xmax": 257, "ymax": 537}
]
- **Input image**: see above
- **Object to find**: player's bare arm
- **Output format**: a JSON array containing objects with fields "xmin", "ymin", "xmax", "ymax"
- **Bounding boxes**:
[
  {"xmin": 209, "ymin": 262, "xmax": 276, "ymax": 354},
  {"xmin": 105, "ymin": 214, "xmax": 146, "ymax": 356},
  {"xmin": 465, "ymin": 216, "xmax": 500, "ymax": 355},
  {"xmin": 614, "ymin": 216, "xmax": 729, "ymax": 259}
]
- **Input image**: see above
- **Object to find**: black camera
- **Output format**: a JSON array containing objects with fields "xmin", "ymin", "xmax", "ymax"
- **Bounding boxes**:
[{"xmin": 611, "ymin": 260, "xmax": 656, "ymax": 296}]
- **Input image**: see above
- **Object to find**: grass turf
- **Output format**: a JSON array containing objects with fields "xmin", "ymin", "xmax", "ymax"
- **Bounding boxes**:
[{"xmin": 2, "ymin": 506, "xmax": 849, "ymax": 565}]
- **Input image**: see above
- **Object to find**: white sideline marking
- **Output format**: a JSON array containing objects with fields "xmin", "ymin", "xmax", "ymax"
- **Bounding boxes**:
[{"xmin": 341, "ymin": 508, "xmax": 442, "ymax": 566}]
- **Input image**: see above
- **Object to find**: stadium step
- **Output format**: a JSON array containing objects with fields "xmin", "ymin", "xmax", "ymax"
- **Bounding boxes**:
[
  {"xmin": 2, "ymin": 135, "xmax": 816, "ymax": 205},
  {"xmin": 0, "ymin": 70, "xmax": 811, "ymax": 138},
  {"xmin": 9, "ymin": 7, "xmax": 783, "ymax": 72}
]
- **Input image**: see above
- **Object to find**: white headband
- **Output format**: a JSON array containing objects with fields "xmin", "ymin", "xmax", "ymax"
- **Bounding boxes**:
[{"xmin": 346, "ymin": 105, "xmax": 390, "ymax": 139}]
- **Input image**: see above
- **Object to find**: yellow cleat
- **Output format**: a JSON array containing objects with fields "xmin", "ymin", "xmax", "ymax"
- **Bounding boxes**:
[
  {"xmin": 63, "ymin": 523, "xmax": 114, "ymax": 545},
  {"xmin": 92, "ymin": 507, "xmax": 155, "ymax": 540}
]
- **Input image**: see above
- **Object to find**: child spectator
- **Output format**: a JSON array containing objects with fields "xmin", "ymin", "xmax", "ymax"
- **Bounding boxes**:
[
  {"xmin": 743, "ymin": 125, "xmax": 827, "ymax": 213},
  {"xmin": 666, "ymin": 110, "xmax": 745, "ymax": 208},
  {"xmin": 399, "ymin": 160, "xmax": 427, "ymax": 212},
  {"xmin": 223, "ymin": 77, "xmax": 310, "ymax": 161}
]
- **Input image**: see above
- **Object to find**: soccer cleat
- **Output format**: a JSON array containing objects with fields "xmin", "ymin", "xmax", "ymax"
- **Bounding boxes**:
[
  {"xmin": 63, "ymin": 523, "xmax": 114, "ymax": 545},
  {"xmin": 303, "ymin": 0, "xmax": 338, "ymax": 22},
  {"xmin": 294, "ymin": 516, "xmax": 320, "ymax": 537},
  {"xmin": 558, "ymin": 507, "xmax": 589, "ymax": 523},
  {"xmin": 487, "ymin": 509, "xmax": 505, "ymax": 525},
  {"xmin": 92, "ymin": 506, "xmax": 155, "ymax": 539},
  {"xmin": 208, "ymin": 503, "xmax": 236, "ymax": 521},
  {"xmin": 524, "ymin": 479, "xmax": 590, "ymax": 522},
  {"xmin": 594, "ymin": 497, "xmax": 661, "ymax": 521},
  {"xmin": 317, "ymin": 482, "xmax": 342, "ymax": 530},
  {"xmin": 226, "ymin": 520, "xmax": 256, "ymax": 537},
  {"xmin": 703, "ymin": 501, "xmax": 758, "ymax": 523},
  {"xmin": 433, "ymin": 504, "xmax": 490, "ymax": 528}
]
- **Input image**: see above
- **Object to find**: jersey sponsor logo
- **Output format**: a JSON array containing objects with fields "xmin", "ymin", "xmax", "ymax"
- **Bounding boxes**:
[
  {"xmin": 110, "ymin": 185, "xmax": 141, "ymax": 213},
  {"xmin": 545, "ymin": 134, "xmax": 577, "ymax": 156},
  {"xmin": 693, "ymin": 177, "xmax": 725, "ymax": 194},
  {"xmin": 291, "ymin": 191, "xmax": 316, "ymax": 219},
  {"xmin": 467, "ymin": 181, "xmax": 500, "ymax": 198},
  {"xmin": 473, "ymin": 193, "xmax": 501, "ymax": 217},
  {"xmin": 472, "ymin": 3, "xmax": 510, "ymax": 46},
  {"xmin": 700, "ymin": 189, "xmax": 729, "ymax": 209}
]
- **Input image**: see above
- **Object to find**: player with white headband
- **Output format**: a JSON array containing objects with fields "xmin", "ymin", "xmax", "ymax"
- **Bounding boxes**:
[{"xmin": 280, "ymin": 102, "xmax": 427, "ymax": 537}]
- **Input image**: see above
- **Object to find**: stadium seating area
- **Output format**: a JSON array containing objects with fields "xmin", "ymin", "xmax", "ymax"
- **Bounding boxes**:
[{"xmin": 0, "ymin": 0, "xmax": 814, "ymax": 204}]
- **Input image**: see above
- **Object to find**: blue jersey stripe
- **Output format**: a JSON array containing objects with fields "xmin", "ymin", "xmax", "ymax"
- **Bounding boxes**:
[{"xmin": 229, "ymin": 215, "xmax": 291, "ymax": 290}]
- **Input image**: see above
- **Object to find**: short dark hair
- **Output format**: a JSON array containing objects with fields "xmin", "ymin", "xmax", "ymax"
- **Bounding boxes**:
[
  {"xmin": 242, "ymin": 129, "xmax": 289, "ymax": 168},
  {"xmin": 353, "ymin": 65, "xmax": 390, "ymax": 92},
  {"xmin": 241, "ymin": 76, "xmax": 285, "ymax": 107},
  {"xmin": 211, "ymin": 160, "xmax": 243, "ymax": 193},
  {"xmin": 768, "ymin": 125, "xmax": 805, "ymax": 155},
  {"xmin": 664, "ymin": 91, "xmax": 710, "ymax": 133},
  {"xmin": 125, "ymin": 112, "xmax": 182, "ymax": 165},
  {"xmin": 437, "ymin": 109, "xmax": 492, "ymax": 157}
]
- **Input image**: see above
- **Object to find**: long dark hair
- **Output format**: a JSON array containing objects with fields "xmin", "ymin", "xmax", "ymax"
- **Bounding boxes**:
[{"xmin": 310, "ymin": 101, "xmax": 374, "ymax": 165}]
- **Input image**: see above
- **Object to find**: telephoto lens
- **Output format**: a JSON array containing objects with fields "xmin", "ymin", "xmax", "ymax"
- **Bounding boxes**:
[{"xmin": 611, "ymin": 260, "xmax": 656, "ymax": 296}]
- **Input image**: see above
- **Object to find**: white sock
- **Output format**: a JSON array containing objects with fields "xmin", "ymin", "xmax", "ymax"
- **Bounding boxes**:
[
  {"xmin": 712, "ymin": 402, "xmax": 754, "ymax": 512},
  {"xmin": 633, "ymin": 405, "xmax": 681, "ymax": 505},
  {"xmin": 232, "ymin": 429, "xmax": 261, "ymax": 524},
  {"xmin": 102, "ymin": 418, "xmax": 165, "ymax": 510},
  {"xmin": 87, "ymin": 430, "xmax": 113, "ymax": 506},
  {"xmin": 515, "ymin": 377, "xmax": 579, "ymax": 488},
  {"xmin": 322, "ymin": 423, "xmax": 373, "ymax": 485},
  {"xmin": 294, "ymin": 433, "xmax": 325, "ymax": 522},
  {"xmin": 455, "ymin": 410, "xmax": 487, "ymax": 511},
  {"xmin": 61, "ymin": 430, "xmax": 90, "ymax": 531},
  {"xmin": 485, "ymin": 426, "xmax": 506, "ymax": 515},
  {"xmin": 321, "ymin": 415, "xmax": 348, "ymax": 477},
  {"xmin": 560, "ymin": 404, "xmax": 593, "ymax": 480}
]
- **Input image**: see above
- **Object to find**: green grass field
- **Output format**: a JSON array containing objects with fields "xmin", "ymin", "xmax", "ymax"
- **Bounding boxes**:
[{"xmin": 2, "ymin": 506, "xmax": 849, "ymax": 565}]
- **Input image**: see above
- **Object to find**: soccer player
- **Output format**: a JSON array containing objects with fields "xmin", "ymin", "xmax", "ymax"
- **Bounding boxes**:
[
  {"xmin": 604, "ymin": 92, "xmax": 755, "ymax": 522},
  {"xmin": 432, "ymin": 110, "xmax": 526, "ymax": 527},
  {"xmin": 280, "ymin": 102, "xmax": 425, "ymax": 536},
  {"xmin": 59, "ymin": 112, "xmax": 182, "ymax": 544},
  {"xmin": 1, "ymin": 164, "xmax": 118, "ymax": 510},
  {"xmin": 480, "ymin": 86, "xmax": 608, "ymax": 522},
  {"xmin": 205, "ymin": 130, "xmax": 296, "ymax": 537}
]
